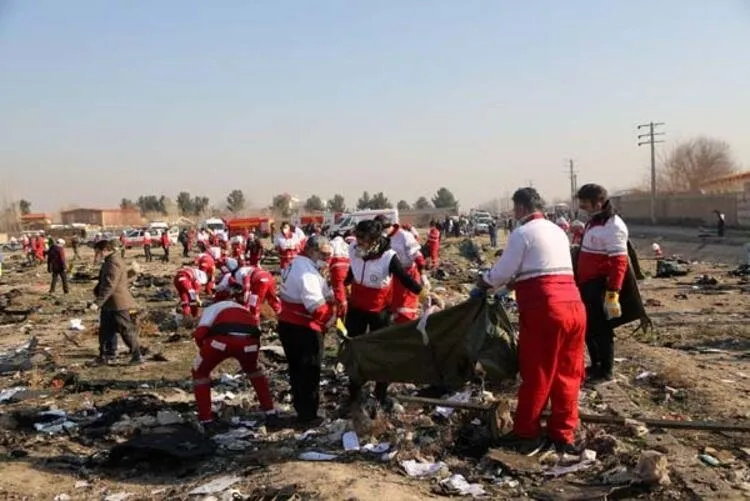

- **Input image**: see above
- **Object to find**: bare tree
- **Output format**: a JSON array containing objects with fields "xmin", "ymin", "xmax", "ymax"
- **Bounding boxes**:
[{"xmin": 658, "ymin": 137, "xmax": 738, "ymax": 193}]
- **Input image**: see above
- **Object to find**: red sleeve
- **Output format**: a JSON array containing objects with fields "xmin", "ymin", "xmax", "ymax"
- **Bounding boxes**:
[
  {"xmin": 265, "ymin": 280, "xmax": 282, "ymax": 315},
  {"xmin": 311, "ymin": 303, "xmax": 333, "ymax": 326},
  {"xmin": 414, "ymin": 253, "xmax": 426, "ymax": 271},
  {"xmin": 607, "ymin": 255, "xmax": 628, "ymax": 291}
]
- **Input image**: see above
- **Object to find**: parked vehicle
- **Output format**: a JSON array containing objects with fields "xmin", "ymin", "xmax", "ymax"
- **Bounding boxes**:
[
  {"xmin": 328, "ymin": 209, "xmax": 399, "ymax": 236},
  {"xmin": 121, "ymin": 229, "xmax": 160, "ymax": 249},
  {"xmin": 227, "ymin": 217, "xmax": 274, "ymax": 238},
  {"xmin": 1, "ymin": 241, "xmax": 21, "ymax": 252},
  {"xmin": 473, "ymin": 216, "xmax": 493, "ymax": 235},
  {"xmin": 200, "ymin": 218, "xmax": 227, "ymax": 233}
]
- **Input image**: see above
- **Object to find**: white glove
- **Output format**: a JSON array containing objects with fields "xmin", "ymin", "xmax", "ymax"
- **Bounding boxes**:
[
  {"xmin": 421, "ymin": 274, "xmax": 431, "ymax": 291},
  {"xmin": 89, "ymin": 303, "xmax": 99, "ymax": 312}
]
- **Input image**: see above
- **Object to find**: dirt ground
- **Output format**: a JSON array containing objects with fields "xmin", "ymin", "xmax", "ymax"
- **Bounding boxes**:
[{"xmin": 0, "ymin": 235, "xmax": 748, "ymax": 500}]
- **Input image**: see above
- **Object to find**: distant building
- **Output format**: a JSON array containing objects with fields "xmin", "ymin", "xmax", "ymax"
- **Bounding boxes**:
[
  {"xmin": 20, "ymin": 213, "xmax": 52, "ymax": 231},
  {"xmin": 700, "ymin": 171, "xmax": 750, "ymax": 194},
  {"xmin": 60, "ymin": 208, "xmax": 143, "ymax": 228}
]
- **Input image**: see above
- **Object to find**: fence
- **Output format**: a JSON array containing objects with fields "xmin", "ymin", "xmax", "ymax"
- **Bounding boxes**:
[{"xmin": 610, "ymin": 193, "xmax": 749, "ymax": 226}]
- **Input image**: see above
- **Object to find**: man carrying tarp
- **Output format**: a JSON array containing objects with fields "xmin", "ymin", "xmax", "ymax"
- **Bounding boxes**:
[
  {"xmin": 575, "ymin": 184, "xmax": 628, "ymax": 382},
  {"xmin": 476, "ymin": 187, "xmax": 586, "ymax": 455}
]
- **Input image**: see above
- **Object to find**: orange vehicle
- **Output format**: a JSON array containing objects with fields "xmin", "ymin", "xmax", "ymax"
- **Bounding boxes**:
[
  {"xmin": 227, "ymin": 217, "xmax": 273, "ymax": 238},
  {"xmin": 298, "ymin": 215, "xmax": 324, "ymax": 226}
]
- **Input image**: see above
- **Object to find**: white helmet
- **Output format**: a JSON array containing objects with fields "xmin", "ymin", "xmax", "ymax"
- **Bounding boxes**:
[
  {"xmin": 194, "ymin": 269, "xmax": 208, "ymax": 285},
  {"xmin": 56, "ymin": 239, "xmax": 66, "ymax": 246},
  {"xmin": 225, "ymin": 257, "xmax": 239, "ymax": 273},
  {"xmin": 651, "ymin": 242, "xmax": 661, "ymax": 252}
]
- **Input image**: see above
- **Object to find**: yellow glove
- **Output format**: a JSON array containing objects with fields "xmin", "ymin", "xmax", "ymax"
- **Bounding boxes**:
[
  {"xmin": 196, "ymin": 297, "xmax": 203, "ymax": 308},
  {"xmin": 604, "ymin": 291, "xmax": 621, "ymax": 319}
]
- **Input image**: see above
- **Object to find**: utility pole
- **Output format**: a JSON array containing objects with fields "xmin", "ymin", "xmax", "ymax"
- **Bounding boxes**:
[
  {"xmin": 637, "ymin": 122, "xmax": 665, "ymax": 225},
  {"xmin": 567, "ymin": 159, "xmax": 578, "ymax": 219}
]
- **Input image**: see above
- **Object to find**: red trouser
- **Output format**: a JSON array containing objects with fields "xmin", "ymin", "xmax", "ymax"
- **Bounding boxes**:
[
  {"xmin": 428, "ymin": 247, "xmax": 439, "ymax": 269},
  {"xmin": 391, "ymin": 265, "xmax": 420, "ymax": 324},
  {"xmin": 201, "ymin": 266, "xmax": 215, "ymax": 295},
  {"xmin": 192, "ymin": 334, "xmax": 273, "ymax": 422},
  {"xmin": 174, "ymin": 276, "xmax": 199, "ymax": 317},
  {"xmin": 329, "ymin": 258, "xmax": 349, "ymax": 318},
  {"xmin": 514, "ymin": 301, "xmax": 586, "ymax": 444}
]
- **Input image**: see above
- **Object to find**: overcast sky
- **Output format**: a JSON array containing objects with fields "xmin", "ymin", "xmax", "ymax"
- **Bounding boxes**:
[{"xmin": 1, "ymin": 1, "xmax": 749, "ymax": 213}]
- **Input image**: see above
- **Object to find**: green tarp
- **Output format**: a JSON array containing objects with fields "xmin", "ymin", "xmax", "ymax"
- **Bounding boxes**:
[{"xmin": 338, "ymin": 297, "xmax": 518, "ymax": 388}]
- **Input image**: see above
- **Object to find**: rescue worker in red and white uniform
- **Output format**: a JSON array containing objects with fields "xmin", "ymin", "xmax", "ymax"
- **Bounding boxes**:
[
  {"xmin": 328, "ymin": 233, "xmax": 351, "ymax": 319},
  {"xmin": 556, "ymin": 216, "xmax": 570, "ymax": 233},
  {"xmin": 379, "ymin": 217, "xmax": 428, "ymax": 324},
  {"xmin": 174, "ymin": 266, "xmax": 208, "ymax": 317},
  {"xmin": 346, "ymin": 219, "xmax": 425, "ymax": 409},
  {"xmin": 21, "ymin": 234, "xmax": 30, "ymax": 254},
  {"xmin": 245, "ymin": 232, "xmax": 264, "ymax": 267},
  {"xmin": 229, "ymin": 235, "xmax": 246, "ymax": 266},
  {"xmin": 208, "ymin": 230, "xmax": 220, "ymax": 248},
  {"xmin": 194, "ymin": 242, "xmax": 217, "ymax": 295},
  {"xmin": 293, "ymin": 224, "xmax": 307, "ymax": 250},
  {"xmin": 277, "ymin": 236, "xmax": 335, "ymax": 424},
  {"xmin": 570, "ymin": 220, "xmax": 585, "ymax": 246},
  {"xmin": 215, "ymin": 258, "xmax": 281, "ymax": 319},
  {"xmin": 191, "ymin": 300, "xmax": 277, "ymax": 428},
  {"xmin": 575, "ymin": 184, "xmax": 629, "ymax": 382},
  {"xmin": 160, "ymin": 230, "xmax": 171, "ymax": 262},
  {"xmin": 477, "ymin": 187, "xmax": 586, "ymax": 455},
  {"xmin": 275, "ymin": 221, "xmax": 300, "ymax": 270},
  {"xmin": 426, "ymin": 220, "xmax": 441, "ymax": 269},
  {"xmin": 208, "ymin": 242, "xmax": 223, "ymax": 270}
]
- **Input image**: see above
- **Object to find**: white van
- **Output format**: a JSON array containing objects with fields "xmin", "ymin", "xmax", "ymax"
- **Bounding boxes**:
[
  {"xmin": 200, "ymin": 218, "xmax": 226, "ymax": 232},
  {"xmin": 329, "ymin": 209, "xmax": 399, "ymax": 235},
  {"xmin": 146, "ymin": 222, "xmax": 179, "ymax": 244}
]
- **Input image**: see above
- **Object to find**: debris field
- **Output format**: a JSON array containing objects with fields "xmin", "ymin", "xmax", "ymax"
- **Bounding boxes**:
[{"xmin": 0, "ymin": 234, "xmax": 748, "ymax": 500}]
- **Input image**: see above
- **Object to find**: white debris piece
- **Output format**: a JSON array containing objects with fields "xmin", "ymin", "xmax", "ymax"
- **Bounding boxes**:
[
  {"xmin": 299, "ymin": 451, "xmax": 338, "ymax": 461},
  {"xmin": 295, "ymin": 429, "xmax": 318, "ymax": 441},
  {"xmin": 361, "ymin": 442, "xmax": 390, "ymax": 454},
  {"xmin": 401, "ymin": 460, "xmax": 448, "ymax": 478},
  {"xmin": 212, "ymin": 391, "xmax": 235, "ymax": 402},
  {"xmin": 74, "ymin": 481, "xmax": 90, "ymax": 489},
  {"xmin": 219, "ymin": 373, "xmax": 243, "ymax": 386},
  {"xmin": 381, "ymin": 450, "xmax": 398, "ymax": 462},
  {"xmin": 342, "ymin": 431, "xmax": 360, "ymax": 451},
  {"xmin": 34, "ymin": 410, "xmax": 78, "ymax": 435},
  {"xmin": 212, "ymin": 427, "xmax": 259, "ymax": 451},
  {"xmin": 635, "ymin": 371, "xmax": 656, "ymax": 381},
  {"xmin": 53, "ymin": 495, "xmax": 71, "ymax": 501},
  {"xmin": 230, "ymin": 417, "xmax": 257, "ymax": 428},
  {"xmin": 544, "ymin": 459, "xmax": 596, "ymax": 477},
  {"xmin": 440, "ymin": 474, "xmax": 486, "ymax": 497},
  {"xmin": 0, "ymin": 386, "xmax": 27, "ymax": 403},
  {"xmin": 103, "ymin": 493, "xmax": 133, "ymax": 501},
  {"xmin": 189, "ymin": 475, "xmax": 242, "ymax": 495},
  {"xmin": 68, "ymin": 319, "xmax": 85, "ymax": 331},
  {"xmin": 435, "ymin": 390, "xmax": 472, "ymax": 418}
]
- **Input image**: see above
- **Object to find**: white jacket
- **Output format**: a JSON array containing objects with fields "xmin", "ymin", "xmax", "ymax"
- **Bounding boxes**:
[
  {"xmin": 279, "ymin": 255, "xmax": 332, "ymax": 311},
  {"xmin": 483, "ymin": 216, "xmax": 573, "ymax": 288},
  {"xmin": 390, "ymin": 228, "xmax": 422, "ymax": 268}
]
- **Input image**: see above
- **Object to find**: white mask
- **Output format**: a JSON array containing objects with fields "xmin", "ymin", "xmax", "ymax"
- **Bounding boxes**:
[{"xmin": 316, "ymin": 260, "xmax": 328, "ymax": 270}]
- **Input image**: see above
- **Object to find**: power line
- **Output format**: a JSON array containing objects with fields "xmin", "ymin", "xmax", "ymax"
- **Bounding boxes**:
[{"xmin": 637, "ymin": 122, "xmax": 665, "ymax": 225}]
